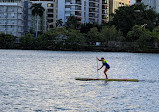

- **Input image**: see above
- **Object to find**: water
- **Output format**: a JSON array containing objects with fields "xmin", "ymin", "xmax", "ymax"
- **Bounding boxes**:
[{"xmin": 0, "ymin": 50, "xmax": 159, "ymax": 112}]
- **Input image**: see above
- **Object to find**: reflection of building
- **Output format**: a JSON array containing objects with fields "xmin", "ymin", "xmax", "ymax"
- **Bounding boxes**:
[
  {"xmin": 0, "ymin": 0, "xmax": 32, "ymax": 37},
  {"xmin": 109, "ymin": 0, "xmax": 130, "ymax": 20},
  {"xmin": 58, "ymin": 0, "xmax": 109, "ymax": 24},
  {"xmin": 30, "ymin": 0, "xmax": 58, "ymax": 32},
  {"xmin": 141, "ymin": 0, "xmax": 159, "ymax": 13}
]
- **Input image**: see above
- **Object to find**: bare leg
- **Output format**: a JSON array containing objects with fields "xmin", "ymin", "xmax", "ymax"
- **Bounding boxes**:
[{"xmin": 104, "ymin": 68, "xmax": 109, "ymax": 79}]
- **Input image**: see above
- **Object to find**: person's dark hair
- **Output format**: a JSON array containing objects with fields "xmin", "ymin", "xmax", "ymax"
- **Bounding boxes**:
[{"xmin": 101, "ymin": 57, "xmax": 104, "ymax": 59}]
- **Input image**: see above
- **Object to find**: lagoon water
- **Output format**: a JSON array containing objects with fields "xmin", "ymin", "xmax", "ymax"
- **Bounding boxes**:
[{"xmin": 0, "ymin": 50, "xmax": 159, "ymax": 112}]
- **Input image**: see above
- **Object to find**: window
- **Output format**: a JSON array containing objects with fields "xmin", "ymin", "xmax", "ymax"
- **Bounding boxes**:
[
  {"xmin": 48, "ymin": 9, "xmax": 54, "ymax": 12},
  {"xmin": 48, "ymin": 14, "xmax": 53, "ymax": 17}
]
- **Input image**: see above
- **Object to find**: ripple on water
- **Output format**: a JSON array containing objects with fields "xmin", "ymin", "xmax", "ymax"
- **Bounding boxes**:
[{"xmin": 0, "ymin": 50, "xmax": 159, "ymax": 112}]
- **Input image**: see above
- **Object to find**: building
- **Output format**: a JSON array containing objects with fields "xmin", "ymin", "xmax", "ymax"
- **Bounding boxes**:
[
  {"xmin": 130, "ymin": 0, "xmax": 136, "ymax": 5},
  {"xmin": 0, "ymin": 0, "xmax": 32, "ymax": 37},
  {"xmin": 30, "ymin": 0, "xmax": 58, "ymax": 32},
  {"xmin": 24, "ymin": 1, "xmax": 32, "ymax": 34},
  {"xmin": 102, "ymin": 0, "xmax": 109, "ymax": 23},
  {"xmin": 109, "ymin": 0, "xmax": 130, "ymax": 14},
  {"xmin": 141, "ymin": 0, "xmax": 159, "ymax": 13},
  {"xmin": 58, "ymin": 0, "xmax": 109, "ymax": 25}
]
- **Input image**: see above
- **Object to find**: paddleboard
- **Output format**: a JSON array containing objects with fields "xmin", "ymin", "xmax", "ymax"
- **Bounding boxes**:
[{"xmin": 75, "ymin": 78, "xmax": 139, "ymax": 82}]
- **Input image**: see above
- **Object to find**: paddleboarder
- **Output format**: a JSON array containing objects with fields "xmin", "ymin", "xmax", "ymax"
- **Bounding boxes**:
[{"xmin": 97, "ymin": 57, "xmax": 110, "ymax": 79}]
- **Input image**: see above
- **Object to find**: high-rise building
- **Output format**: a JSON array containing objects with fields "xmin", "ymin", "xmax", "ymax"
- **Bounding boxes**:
[
  {"xmin": 102, "ymin": 0, "xmax": 109, "ymax": 23},
  {"xmin": 58, "ymin": 0, "xmax": 109, "ymax": 24},
  {"xmin": 30, "ymin": 0, "xmax": 58, "ymax": 32},
  {"xmin": 109, "ymin": 0, "xmax": 130, "ymax": 14},
  {"xmin": 109, "ymin": 0, "xmax": 130, "ymax": 21},
  {"xmin": 141, "ymin": 0, "xmax": 159, "ymax": 13},
  {"xmin": 0, "ymin": 0, "xmax": 32, "ymax": 37},
  {"xmin": 24, "ymin": 1, "xmax": 32, "ymax": 34},
  {"xmin": 130, "ymin": 0, "xmax": 136, "ymax": 5}
]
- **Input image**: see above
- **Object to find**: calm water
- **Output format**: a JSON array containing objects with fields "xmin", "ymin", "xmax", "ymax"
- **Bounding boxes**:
[{"xmin": 0, "ymin": 50, "xmax": 159, "ymax": 112}]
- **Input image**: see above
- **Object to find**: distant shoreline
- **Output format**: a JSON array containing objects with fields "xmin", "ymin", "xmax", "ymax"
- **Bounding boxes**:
[{"xmin": 0, "ymin": 47, "xmax": 159, "ymax": 53}]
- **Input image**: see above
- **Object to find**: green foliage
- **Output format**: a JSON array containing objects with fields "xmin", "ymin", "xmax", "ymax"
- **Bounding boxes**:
[
  {"xmin": 111, "ymin": 3, "xmax": 159, "ymax": 36},
  {"xmin": 0, "ymin": 33, "xmax": 16, "ymax": 49},
  {"xmin": 136, "ymin": 31, "xmax": 158, "ymax": 50},
  {"xmin": 31, "ymin": 3, "xmax": 45, "ymax": 38},
  {"xmin": 87, "ymin": 27, "xmax": 101, "ymax": 43},
  {"xmin": 65, "ymin": 15, "xmax": 81, "ymax": 29},
  {"xmin": 36, "ymin": 27, "xmax": 67, "ymax": 50},
  {"xmin": 31, "ymin": 3, "xmax": 45, "ymax": 17},
  {"xmin": 100, "ymin": 26, "xmax": 123, "ymax": 42},
  {"xmin": 127, "ymin": 25, "xmax": 159, "ymax": 50},
  {"xmin": 66, "ymin": 29, "xmax": 86, "ymax": 50},
  {"xmin": 20, "ymin": 33, "xmax": 35, "ymax": 49},
  {"xmin": 56, "ymin": 19, "xmax": 63, "ymax": 27},
  {"xmin": 80, "ymin": 23, "xmax": 102, "ymax": 34},
  {"xmin": 126, "ymin": 25, "xmax": 147, "ymax": 42}
]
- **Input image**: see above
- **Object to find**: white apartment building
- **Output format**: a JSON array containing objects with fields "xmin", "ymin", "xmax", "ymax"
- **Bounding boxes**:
[
  {"xmin": 0, "ymin": 0, "xmax": 32, "ymax": 37},
  {"xmin": 30, "ymin": 0, "xmax": 58, "ymax": 32},
  {"xmin": 58, "ymin": 0, "xmax": 109, "ymax": 25},
  {"xmin": 141, "ymin": 0, "xmax": 159, "ymax": 13}
]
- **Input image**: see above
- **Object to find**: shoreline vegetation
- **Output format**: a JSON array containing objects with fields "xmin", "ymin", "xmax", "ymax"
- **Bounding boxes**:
[{"xmin": 0, "ymin": 4, "xmax": 159, "ymax": 53}]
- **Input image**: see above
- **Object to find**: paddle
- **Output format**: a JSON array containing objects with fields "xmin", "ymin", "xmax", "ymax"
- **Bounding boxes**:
[{"xmin": 96, "ymin": 57, "xmax": 99, "ymax": 78}]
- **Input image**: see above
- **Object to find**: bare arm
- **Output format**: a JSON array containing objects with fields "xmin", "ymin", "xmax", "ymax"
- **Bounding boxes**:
[
  {"xmin": 96, "ymin": 57, "xmax": 101, "ymax": 61},
  {"xmin": 98, "ymin": 65, "xmax": 104, "ymax": 71}
]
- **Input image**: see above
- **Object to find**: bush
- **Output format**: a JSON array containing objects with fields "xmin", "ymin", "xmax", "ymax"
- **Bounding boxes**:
[
  {"xmin": 20, "ymin": 33, "xmax": 35, "ymax": 49},
  {"xmin": 36, "ymin": 27, "xmax": 67, "ymax": 50},
  {"xmin": 0, "ymin": 33, "xmax": 16, "ymax": 49},
  {"xmin": 65, "ymin": 29, "xmax": 86, "ymax": 50},
  {"xmin": 100, "ymin": 26, "xmax": 123, "ymax": 42},
  {"xmin": 87, "ymin": 27, "xmax": 101, "ymax": 44}
]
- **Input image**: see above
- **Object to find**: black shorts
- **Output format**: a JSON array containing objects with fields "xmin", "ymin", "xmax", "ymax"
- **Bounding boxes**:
[{"xmin": 105, "ymin": 64, "xmax": 110, "ymax": 69}]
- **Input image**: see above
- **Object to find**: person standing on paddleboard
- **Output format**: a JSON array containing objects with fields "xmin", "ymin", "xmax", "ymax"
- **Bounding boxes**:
[{"xmin": 97, "ymin": 57, "xmax": 110, "ymax": 79}]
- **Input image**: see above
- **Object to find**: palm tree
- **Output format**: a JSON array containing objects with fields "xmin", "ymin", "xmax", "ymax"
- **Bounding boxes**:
[
  {"xmin": 65, "ymin": 15, "xmax": 81, "ymax": 29},
  {"xmin": 56, "ymin": 19, "xmax": 63, "ymax": 27},
  {"xmin": 31, "ymin": 3, "xmax": 45, "ymax": 38}
]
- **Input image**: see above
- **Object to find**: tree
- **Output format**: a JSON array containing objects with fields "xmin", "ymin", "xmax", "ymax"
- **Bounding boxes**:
[
  {"xmin": 110, "ymin": 3, "xmax": 159, "ymax": 36},
  {"xmin": 153, "ymin": 26, "xmax": 159, "ymax": 47},
  {"xmin": 0, "ymin": 33, "xmax": 16, "ymax": 49},
  {"xmin": 100, "ymin": 26, "xmax": 123, "ymax": 42},
  {"xmin": 20, "ymin": 33, "xmax": 35, "ymax": 49},
  {"xmin": 136, "ymin": 31, "xmax": 158, "ymax": 50},
  {"xmin": 80, "ymin": 23, "xmax": 102, "ymax": 34},
  {"xmin": 66, "ymin": 29, "xmax": 86, "ymax": 50},
  {"xmin": 87, "ymin": 27, "xmax": 101, "ymax": 44},
  {"xmin": 65, "ymin": 15, "xmax": 81, "ymax": 29},
  {"xmin": 56, "ymin": 19, "xmax": 63, "ymax": 27},
  {"xmin": 127, "ymin": 25, "xmax": 159, "ymax": 51},
  {"xmin": 126, "ymin": 25, "xmax": 147, "ymax": 42},
  {"xmin": 36, "ymin": 27, "xmax": 67, "ymax": 50},
  {"xmin": 31, "ymin": 3, "xmax": 45, "ymax": 38}
]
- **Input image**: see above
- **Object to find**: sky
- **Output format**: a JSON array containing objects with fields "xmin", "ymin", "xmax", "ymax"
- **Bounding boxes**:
[{"xmin": 130, "ymin": 0, "xmax": 136, "ymax": 5}]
